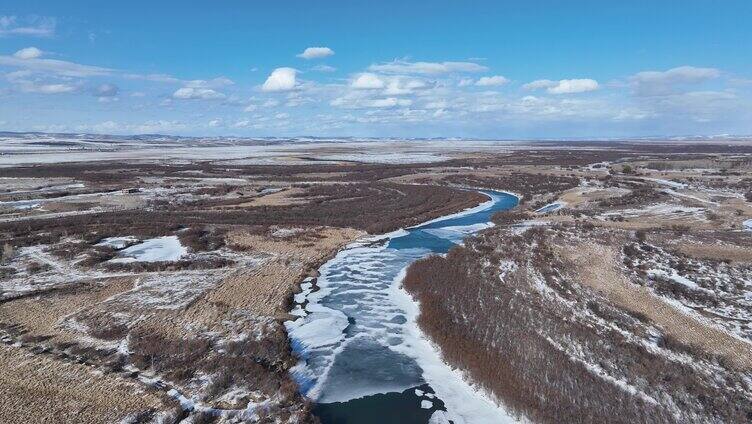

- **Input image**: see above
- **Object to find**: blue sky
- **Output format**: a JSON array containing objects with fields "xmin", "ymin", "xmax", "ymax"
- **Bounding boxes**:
[{"xmin": 1, "ymin": 1, "xmax": 751, "ymax": 138}]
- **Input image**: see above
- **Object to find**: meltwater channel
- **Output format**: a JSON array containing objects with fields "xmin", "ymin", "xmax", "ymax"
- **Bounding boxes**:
[{"xmin": 285, "ymin": 191, "xmax": 519, "ymax": 424}]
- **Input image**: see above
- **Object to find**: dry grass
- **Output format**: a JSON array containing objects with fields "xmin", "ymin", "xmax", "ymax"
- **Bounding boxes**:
[
  {"xmin": 231, "ymin": 186, "xmax": 308, "ymax": 207},
  {"xmin": 677, "ymin": 242, "xmax": 752, "ymax": 263},
  {"xmin": 0, "ymin": 277, "xmax": 134, "ymax": 344},
  {"xmin": 0, "ymin": 344, "xmax": 171, "ymax": 423},
  {"xmin": 214, "ymin": 226, "xmax": 363, "ymax": 316},
  {"xmin": 560, "ymin": 242, "xmax": 752, "ymax": 369}
]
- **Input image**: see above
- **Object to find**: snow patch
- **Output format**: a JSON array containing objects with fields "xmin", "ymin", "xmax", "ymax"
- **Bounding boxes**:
[
  {"xmin": 96, "ymin": 236, "xmax": 138, "ymax": 250},
  {"xmin": 110, "ymin": 236, "xmax": 186, "ymax": 263}
]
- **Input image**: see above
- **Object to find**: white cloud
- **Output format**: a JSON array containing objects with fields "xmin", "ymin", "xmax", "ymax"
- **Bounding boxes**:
[
  {"xmin": 0, "ymin": 55, "xmax": 113, "ymax": 78},
  {"xmin": 312, "ymin": 64, "xmax": 337, "ymax": 72},
  {"xmin": 351, "ymin": 73, "xmax": 385, "ymax": 89},
  {"xmin": 3, "ymin": 70, "xmax": 80, "ymax": 94},
  {"xmin": 458, "ymin": 78, "xmax": 474, "ymax": 87},
  {"xmin": 297, "ymin": 47, "xmax": 334, "ymax": 59},
  {"xmin": 208, "ymin": 118, "xmax": 222, "ymax": 127},
  {"xmin": 630, "ymin": 66, "xmax": 720, "ymax": 96},
  {"xmin": 0, "ymin": 16, "xmax": 56, "ymax": 37},
  {"xmin": 524, "ymin": 78, "xmax": 599, "ymax": 94},
  {"xmin": 331, "ymin": 90, "xmax": 413, "ymax": 109},
  {"xmin": 632, "ymin": 66, "xmax": 720, "ymax": 85},
  {"xmin": 367, "ymin": 97, "xmax": 412, "ymax": 108},
  {"xmin": 243, "ymin": 104, "xmax": 257, "ymax": 112},
  {"xmin": 368, "ymin": 60, "xmax": 487, "ymax": 75},
  {"xmin": 382, "ymin": 77, "xmax": 428, "ymax": 95},
  {"xmin": 262, "ymin": 67, "xmax": 298, "ymax": 92},
  {"xmin": 522, "ymin": 79, "xmax": 556, "ymax": 90},
  {"xmin": 475, "ymin": 75, "xmax": 509, "ymax": 86},
  {"xmin": 13, "ymin": 47, "xmax": 42, "ymax": 59},
  {"xmin": 23, "ymin": 83, "xmax": 77, "ymax": 94},
  {"xmin": 548, "ymin": 79, "xmax": 599, "ymax": 94},
  {"xmin": 185, "ymin": 77, "xmax": 234, "ymax": 89},
  {"xmin": 172, "ymin": 87, "xmax": 225, "ymax": 100}
]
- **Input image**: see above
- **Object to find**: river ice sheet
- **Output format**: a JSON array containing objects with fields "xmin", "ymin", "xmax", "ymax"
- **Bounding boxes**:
[{"xmin": 286, "ymin": 191, "xmax": 520, "ymax": 423}]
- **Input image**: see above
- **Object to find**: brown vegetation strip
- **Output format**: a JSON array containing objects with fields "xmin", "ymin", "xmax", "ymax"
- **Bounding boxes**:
[{"xmin": 0, "ymin": 183, "xmax": 484, "ymax": 247}]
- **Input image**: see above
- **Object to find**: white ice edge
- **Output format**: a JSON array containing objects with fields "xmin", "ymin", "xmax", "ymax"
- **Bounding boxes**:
[{"xmin": 389, "ymin": 266, "xmax": 519, "ymax": 424}]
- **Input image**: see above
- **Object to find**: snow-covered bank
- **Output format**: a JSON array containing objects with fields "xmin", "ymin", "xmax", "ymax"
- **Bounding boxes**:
[{"xmin": 390, "ymin": 266, "xmax": 518, "ymax": 423}]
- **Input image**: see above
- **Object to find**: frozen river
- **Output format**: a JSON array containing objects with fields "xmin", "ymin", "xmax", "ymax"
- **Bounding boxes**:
[{"xmin": 286, "ymin": 190, "xmax": 519, "ymax": 423}]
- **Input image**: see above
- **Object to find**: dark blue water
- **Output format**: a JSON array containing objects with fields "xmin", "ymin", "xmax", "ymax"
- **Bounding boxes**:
[{"xmin": 388, "ymin": 191, "xmax": 519, "ymax": 252}]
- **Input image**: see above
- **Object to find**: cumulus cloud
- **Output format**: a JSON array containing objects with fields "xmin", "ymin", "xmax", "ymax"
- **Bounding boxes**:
[
  {"xmin": 630, "ymin": 66, "xmax": 720, "ymax": 96},
  {"xmin": 261, "ymin": 67, "xmax": 298, "ymax": 92},
  {"xmin": 297, "ymin": 47, "xmax": 334, "ymax": 59},
  {"xmin": 172, "ymin": 87, "xmax": 226, "ymax": 100},
  {"xmin": 13, "ymin": 47, "xmax": 42, "ymax": 59},
  {"xmin": 383, "ymin": 78, "xmax": 429, "ymax": 95},
  {"xmin": 548, "ymin": 79, "xmax": 599, "ymax": 94},
  {"xmin": 522, "ymin": 79, "xmax": 556, "ymax": 90},
  {"xmin": 351, "ymin": 73, "xmax": 385, "ymax": 89},
  {"xmin": 475, "ymin": 75, "xmax": 509, "ymax": 87},
  {"xmin": 0, "ymin": 16, "xmax": 56, "ymax": 37},
  {"xmin": 524, "ymin": 78, "xmax": 599, "ymax": 94},
  {"xmin": 368, "ymin": 60, "xmax": 487, "ymax": 74}
]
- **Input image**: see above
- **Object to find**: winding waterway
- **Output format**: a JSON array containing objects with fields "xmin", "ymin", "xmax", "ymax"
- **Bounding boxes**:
[{"xmin": 286, "ymin": 191, "xmax": 519, "ymax": 423}]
